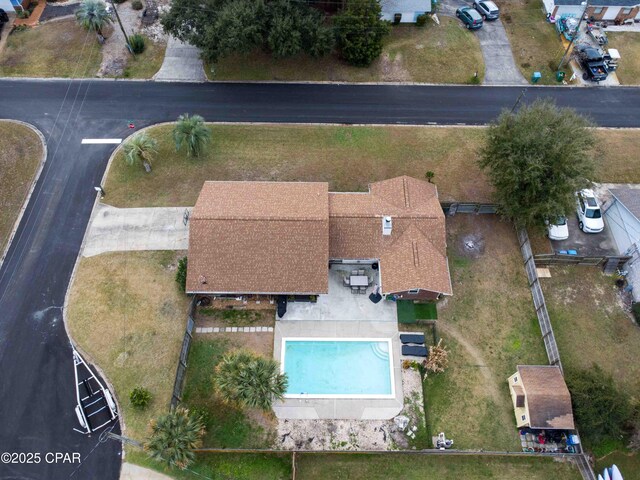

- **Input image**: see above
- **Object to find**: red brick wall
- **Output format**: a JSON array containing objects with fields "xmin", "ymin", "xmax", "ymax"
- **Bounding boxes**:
[
  {"xmin": 616, "ymin": 6, "xmax": 639, "ymax": 22},
  {"xmin": 586, "ymin": 6, "xmax": 608, "ymax": 21}
]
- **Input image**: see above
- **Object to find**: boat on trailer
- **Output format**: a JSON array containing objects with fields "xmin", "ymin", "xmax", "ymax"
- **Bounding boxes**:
[{"xmin": 73, "ymin": 349, "xmax": 118, "ymax": 434}]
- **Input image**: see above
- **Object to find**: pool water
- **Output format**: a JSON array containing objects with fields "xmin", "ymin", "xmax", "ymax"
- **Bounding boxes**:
[{"xmin": 282, "ymin": 339, "xmax": 393, "ymax": 397}]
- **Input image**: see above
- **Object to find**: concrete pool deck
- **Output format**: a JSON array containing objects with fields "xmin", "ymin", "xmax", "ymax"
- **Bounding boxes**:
[{"xmin": 273, "ymin": 320, "xmax": 403, "ymax": 420}]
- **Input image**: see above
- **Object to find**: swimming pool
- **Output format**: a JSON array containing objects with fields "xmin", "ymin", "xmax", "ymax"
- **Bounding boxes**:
[{"xmin": 281, "ymin": 338, "xmax": 395, "ymax": 398}]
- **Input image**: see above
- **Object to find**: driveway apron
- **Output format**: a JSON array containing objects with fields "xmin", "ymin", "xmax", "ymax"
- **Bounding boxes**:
[
  {"xmin": 440, "ymin": 0, "xmax": 528, "ymax": 85},
  {"xmin": 154, "ymin": 36, "xmax": 207, "ymax": 82}
]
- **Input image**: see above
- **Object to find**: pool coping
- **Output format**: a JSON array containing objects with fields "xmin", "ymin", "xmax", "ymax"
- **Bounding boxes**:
[{"xmin": 280, "ymin": 337, "xmax": 396, "ymax": 400}]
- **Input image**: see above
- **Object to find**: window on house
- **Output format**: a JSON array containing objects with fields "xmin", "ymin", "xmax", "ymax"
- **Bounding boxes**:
[
  {"xmin": 521, "ymin": 415, "xmax": 526, "ymax": 421},
  {"xmin": 516, "ymin": 395, "xmax": 525, "ymax": 408},
  {"xmin": 408, "ymin": 289, "xmax": 420, "ymax": 294},
  {"xmin": 622, "ymin": 7, "xmax": 632, "ymax": 14},
  {"xmin": 514, "ymin": 376, "xmax": 518, "ymax": 383},
  {"xmin": 593, "ymin": 7, "xmax": 603, "ymax": 14}
]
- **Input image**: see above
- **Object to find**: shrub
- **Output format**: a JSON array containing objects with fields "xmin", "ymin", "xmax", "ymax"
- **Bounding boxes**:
[
  {"xmin": 129, "ymin": 33, "xmax": 145, "ymax": 54},
  {"xmin": 131, "ymin": 0, "xmax": 143, "ymax": 10},
  {"xmin": 17, "ymin": 10, "xmax": 30, "ymax": 18},
  {"xmin": 176, "ymin": 257, "xmax": 188, "ymax": 292},
  {"xmin": 416, "ymin": 14, "xmax": 428, "ymax": 27},
  {"xmin": 145, "ymin": 407, "xmax": 205, "ymax": 469},
  {"xmin": 130, "ymin": 387, "xmax": 152, "ymax": 409}
]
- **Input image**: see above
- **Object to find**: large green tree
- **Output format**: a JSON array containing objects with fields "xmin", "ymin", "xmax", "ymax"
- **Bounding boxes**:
[
  {"xmin": 173, "ymin": 114, "xmax": 211, "ymax": 158},
  {"xmin": 334, "ymin": 0, "xmax": 390, "ymax": 67},
  {"xmin": 478, "ymin": 99, "xmax": 596, "ymax": 229},
  {"xmin": 75, "ymin": 0, "xmax": 112, "ymax": 43},
  {"xmin": 145, "ymin": 407, "xmax": 205, "ymax": 470},
  {"xmin": 566, "ymin": 366, "xmax": 635, "ymax": 446},
  {"xmin": 214, "ymin": 351, "xmax": 287, "ymax": 410},
  {"xmin": 162, "ymin": 0, "xmax": 333, "ymax": 64}
]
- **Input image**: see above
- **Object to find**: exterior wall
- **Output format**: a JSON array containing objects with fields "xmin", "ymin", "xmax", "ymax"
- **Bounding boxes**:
[
  {"xmin": 381, "ymin": 11, "xmax": 428, "ymax": 23},
  {"xmin": 508, "ymin": 372, "xmax": 530, "ymax": 429},
  {"xmin": 554, "ymin": 5, "xmax": 587, "ymax": 18},
  {"xmin": 605, "ymin": 200, "xmax": 640, "ymax": 255},
  {"xmin": 603, "ymin": 6, "xmax": 619, "ymax": 20},
  {"xmin": 391, "ymin": 289, "xmax": 440, "ymax": 301},
  {"xmin": 615, "ymin": 6, "xmax": 639, "ymax": 22},
  {"xmin": 543, "ymin": 0, "xmax": 555, "ymax": 15}
]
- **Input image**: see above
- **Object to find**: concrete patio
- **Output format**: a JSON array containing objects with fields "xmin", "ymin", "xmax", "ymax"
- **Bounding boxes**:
[{"xmin": 283, "ymin": 265, "xmax": 397, "ymax": 322}]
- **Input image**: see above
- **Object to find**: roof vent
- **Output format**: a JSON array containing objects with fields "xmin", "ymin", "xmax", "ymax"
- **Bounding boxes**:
[{"xmin": 382, "ymin": 216, "xmax": 392, "ymax": 236}]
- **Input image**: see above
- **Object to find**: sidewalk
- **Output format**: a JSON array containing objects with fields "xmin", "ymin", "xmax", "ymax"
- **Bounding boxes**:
[
  {"xmin": 120, "ymin": 462, "xmax": 173, "ymax": 480},
  {"xmin": 83, "ymin": 204, "xmax": 190, "ymax": 257},
  {"xmin": 154, "ymin": 35, "xmax": 206, "ymax": 82}
]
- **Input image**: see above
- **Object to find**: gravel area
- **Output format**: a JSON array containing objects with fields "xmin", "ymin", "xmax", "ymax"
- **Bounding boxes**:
[
  {"xmin": 40, "ymin": 1, "xmax": 80, "ymax": 22},
  {"xmin": 275, "ymin": 367, "xmax": 426, "ymax": 451}
]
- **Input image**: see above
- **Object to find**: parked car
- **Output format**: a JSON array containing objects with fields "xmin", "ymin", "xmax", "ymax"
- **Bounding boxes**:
[
  {"xmin": 473, "ymin": 0, "xmax": 500, "ymax": 20},
  {"xmin": 574, "ymin": 44, "xmax": 609, "ymax": 82},
  {"xmin": 546, "ymin": 216, "xmax": 569, "ymax": 241},
  {"xmin": 576, "ymin": 189, "xmax": 604, "ymax": 233},
  {"xmin": 456, "ymin": 7, "xmax": 483, "ymax": 30}
]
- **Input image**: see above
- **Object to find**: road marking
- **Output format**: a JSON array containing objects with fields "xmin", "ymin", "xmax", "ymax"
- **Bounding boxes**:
[{"xmin": 81, "ymin": 138, "xmax": 122, "ymax": 144}]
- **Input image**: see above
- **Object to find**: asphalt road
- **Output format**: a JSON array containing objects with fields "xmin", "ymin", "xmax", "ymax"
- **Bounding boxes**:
[{"xmin": 1, "ymin": 79, "xmax": 640, "ymax": 479}]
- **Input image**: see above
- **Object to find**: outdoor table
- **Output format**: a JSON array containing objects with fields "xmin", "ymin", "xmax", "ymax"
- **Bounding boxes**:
[{"xmin": 350, "ymin": 275, "xmax": 368, "ymax": 287}]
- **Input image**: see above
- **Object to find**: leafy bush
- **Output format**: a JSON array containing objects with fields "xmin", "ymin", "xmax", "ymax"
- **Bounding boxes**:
[
  {"xmin": 566, "ymin": 366, "xmax": 636, "ymax": 446},
  {"xmin": 416, "ymin": 14, "xmax": 428, "ymax": 27},
  {"xmin": 129, "ymin": 33, "xmax": 145, "ymax": 54},
  {"xmin": 145, "ymin": 407, "xmax": 205, "ymax": 469},
  {"xmin": 17, "ymin": 10, "xmax": 30, "ymax": 18},
  {"xmin": 176, "ymin": 257, "xmax": 188, "ymax": 292},
  {"xmin": 130, "ymin": 387, "xmax": 152, "ymax": 409},
  {"xmin": 131, "ymin": 0, "xmax": 143, "ymax": 9}
]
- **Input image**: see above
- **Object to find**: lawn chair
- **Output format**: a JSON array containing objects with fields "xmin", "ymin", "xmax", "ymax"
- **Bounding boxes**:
[
  {"xmin": 351, "ymin": 286, "xmax": 359, "ymax": 294},
  {"xmin": 351, "ymin": 269, "xmax": 359, "ymax": 276},
  {"xmin": 359, "ymin": 286, "xmax": 367, "ymax": 294},
  {"xmin": 357, "ymin": 269, "xmax": 365, "ymax": 276},
  {"xmin": 343, "ymin": 277, "xmax": 350, "ymax": 287}
]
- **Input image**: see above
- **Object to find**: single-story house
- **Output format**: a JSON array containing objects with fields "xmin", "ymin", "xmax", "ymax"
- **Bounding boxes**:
[
  {"xmin": 508, "ymin": 365, "xmax": 575, "ymax": 430},
  {"xmin": 380, "ymin": 0, "xmax": 431, "ymax": 24},
  {"xmin": 543, "ymin": 0, "xmax": 640, "ymax": 23},
  {"xmin": 186, "ymin": 176, "xmax": 452, "ymax": 301},
  {"xmin": 0, "ymin": 0, "xmax": 21, "ymax": 12},
  {"xmin": 603, "ymin": 185, "xmax": 640, "ymax": 301}
]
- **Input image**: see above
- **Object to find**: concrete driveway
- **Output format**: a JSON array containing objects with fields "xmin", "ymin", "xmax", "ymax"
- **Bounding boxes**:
[
  {"xmin": 154, "ymin": 36, "xmax": 207, "ymax": 82},
  {"xmin": 549, "ymin": 214, "xmax": 618, "ymax": 256},
  {"xmin": 439, "ymin": 0, "xmax": 528, "ymax": 85}
]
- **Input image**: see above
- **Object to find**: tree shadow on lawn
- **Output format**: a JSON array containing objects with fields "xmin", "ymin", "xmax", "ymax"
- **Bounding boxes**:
[{"xmin": 181, "ymin": 337, "xmax": 277, "ymax": 448}]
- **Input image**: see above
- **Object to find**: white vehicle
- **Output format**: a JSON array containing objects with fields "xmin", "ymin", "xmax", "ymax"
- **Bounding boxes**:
[
  {"xmin": 576, "ymin": 189, "xmax": 604, "ymax": 233},
  {"xmin": 547, "ymin": 216, "xmax": 569, "ymax": 240}
]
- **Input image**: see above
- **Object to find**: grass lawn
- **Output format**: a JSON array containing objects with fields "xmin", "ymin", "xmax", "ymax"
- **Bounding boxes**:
[
  {"xmin": 208, "ymin": 18, "xmax": 484, "ymax": 84},
  {"xmin": 181, "ymin": 337, "xmax": 276, "ymax": 448},
  {"xmin": 104, "ymin": 124, "xmax": 488, "ymax": 207},
  {"xmin": 421, "ymin": 215, "xmax": 547, "ymax": 450},
  {"xmin": 295, "ymin": 453, "xmax": 581, "ymax": 479},
  {"xmin": 197, "ymin": 307, "xmax": 275, "ymax": 327},
  {"xmin": 66, "ymin": 251, "xmax": 190, "ymax": 443},
  {"xmin": 127, "ymin": 450, "xmax": 292, "ymax": 480},
  {"xmin": 120, "ymin": 38, "xmax": 166, "ymax": 79},
  {"xmin": 0, "ymin": 20, "xmax": 103, "ymax": 77},
  {"xmin": 608, "ymin": 32, "xmax": 640, "ymax": 85},
  {"xmin": 0, "ymin": 121, "xmax": 43, "ymax": 256},
  {"xmin": 397, "ymin": 300, "xmax": 437, "ymax": 323},
  {"xmin": 541, "ymin": 267, "xmax": 640, "ymax": 476},
  {"xmin": 104, "ymin": 123, "xmax": 640, "ymax": 210},
  {"xmin": 500, "ymin": 0, "xmax": 566, "ymax": 85}
]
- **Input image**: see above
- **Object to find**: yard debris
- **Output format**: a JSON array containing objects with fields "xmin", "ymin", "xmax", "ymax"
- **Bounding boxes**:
[
  {"xmin": 425, "ymin": 338, "xmax": 450, "ymax": 374},
  {"xmin": 393, "ymin": 415, "xmax": 410, "ymax": 432}
]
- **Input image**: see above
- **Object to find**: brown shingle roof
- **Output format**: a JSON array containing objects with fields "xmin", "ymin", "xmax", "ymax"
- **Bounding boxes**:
[
  {"xmin": 186, "ymin": 181, "xmax": 329, "ymax": 294},
  {"xmin": 329, "ymin": 176, "xmax": 452, "ymax": 295},
  {"xmin": 518, "ymin": 365, "xmax": 575, "ymax": 430}
]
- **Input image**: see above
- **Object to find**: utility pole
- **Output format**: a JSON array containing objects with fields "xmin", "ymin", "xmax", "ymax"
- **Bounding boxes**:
[
  {"xmin": 558, "ymin": 0, "xmax": 589, "ymax": 69},
  {"xmin": 109, "ymin": 0, "xmax": 133, "ymax": 55}
]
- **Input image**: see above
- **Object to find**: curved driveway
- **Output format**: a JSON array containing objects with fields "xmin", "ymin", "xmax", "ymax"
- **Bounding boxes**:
[{"xmin": 1, "ymin": 79, "xmax": 640, "ymax": 478}]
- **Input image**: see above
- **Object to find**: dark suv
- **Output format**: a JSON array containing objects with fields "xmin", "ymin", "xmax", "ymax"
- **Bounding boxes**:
[
  {"xmin": 456, "ymin": 6, "xmax": 483, "ymax": 30},
  {"xmin": 473, "ymin": 0, "xmax": 500, "ymax": 20}
]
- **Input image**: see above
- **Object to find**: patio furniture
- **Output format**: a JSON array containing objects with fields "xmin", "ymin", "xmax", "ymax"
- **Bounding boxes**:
[
  {"xmin": 400, "ymin": 334, "xmax": 426, "ymax": 345},
  {"xmin": 351, "ymin": 269, "xmax": 359, "ymax": 276},
  {"xmin": 351, "ymin": 286, "xmax": 359, "ymax": 294},
  {"xmin": 343, "ymin": 277, "xmax": 350, "ymax": 287},
  {"xmin": 357, "ymin": 269, "xmax": 365, "ymax": 276},
  {"xmin": 359, "ymin": 286, "xmax": 367, "ymax": 294},
  {"xmin": 402, "ymin": 345, "xmax": 428, "ymax": 357},
  {"xmin": 350, "ymin": 275, "xmax": 368, "ymax": 287}
]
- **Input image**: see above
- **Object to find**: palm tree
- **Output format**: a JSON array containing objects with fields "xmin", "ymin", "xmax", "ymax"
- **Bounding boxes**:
[
  {"xmin": 124, "ymin": 132, "xmax": 157, "ymax": 172},
  {"xmin": 173, "ymin": 114, "xmax": 211, "ymax": 158},
  {"xmin": 75, "ymin": 0, "xmax": 112, "ymax": 43},
  {"xmin": 214, "ymin": 351, "xmax": 287, "ymax": 411},
  {"xmin": 145, "ymin": 407, "xmax": 205, "ymax": 470},
  {"xmin": 425, "ymin": 171, "xmax": 435, "ymax": 183}
]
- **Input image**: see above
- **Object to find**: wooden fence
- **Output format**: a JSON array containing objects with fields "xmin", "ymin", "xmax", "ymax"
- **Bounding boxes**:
[
  {"xmin": 533, "ymin": 254, "xmax": 631, "ymax": 273},
  {"xmin": 170, "ymin": 297, "xmax": 197, "ymax": 409}
]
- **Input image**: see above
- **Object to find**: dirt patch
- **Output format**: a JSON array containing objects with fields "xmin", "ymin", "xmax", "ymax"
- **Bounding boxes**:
[
  {"xmin": 378, "ymin": 52, "xmax": 412, "ymax": 82},
  {"xmin": 457, "ymin": 232, "xmax": 486, "ymax": 259},
  {"xmin": 210, "ymin": 331, "xmax": 274, "ymax": 359}
]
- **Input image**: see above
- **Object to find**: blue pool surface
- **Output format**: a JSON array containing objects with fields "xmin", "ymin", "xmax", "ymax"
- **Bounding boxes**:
[{"xmin": 283, "ymin": 340, "xmax": 392, "ymax": 396}]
